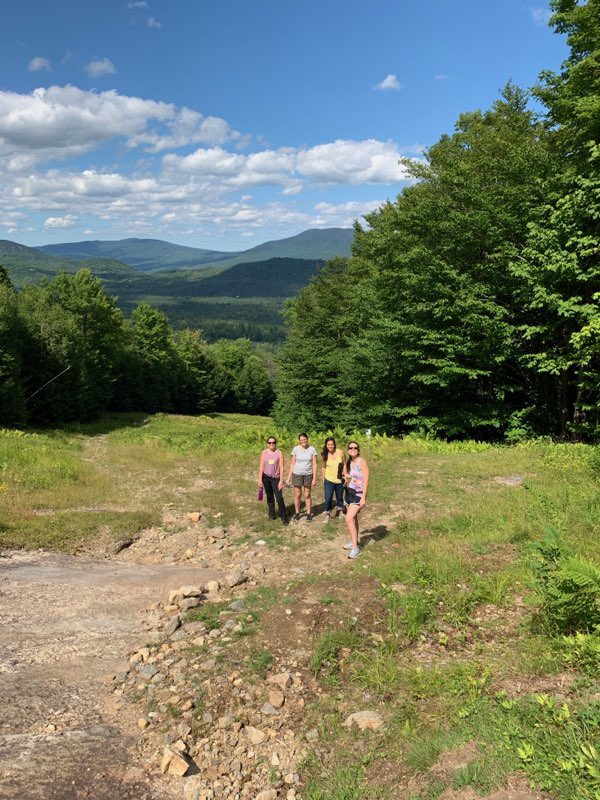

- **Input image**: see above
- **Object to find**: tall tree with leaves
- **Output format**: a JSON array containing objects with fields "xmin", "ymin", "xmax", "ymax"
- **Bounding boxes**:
[
  {"xmin": 18, "ymin": 270, "xmax": 124, "ymax": 422},
  {"xmin": 285, "ymin": 87, "xmax": 556, "ymax": 437},
  {"xmin": 274, "ymin": 257, "xmax": 354, "ymax": 431},
  {"xmin": 512, "ymin": 0, "xmax": 600, "ymax": 437}
]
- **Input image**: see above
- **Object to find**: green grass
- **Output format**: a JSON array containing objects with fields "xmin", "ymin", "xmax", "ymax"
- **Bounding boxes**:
[
  {"xmin": 186, "ymin": 601, "xmax": 229, "ymax": 631},
  {"xmin": 246, "ymin": 647, "xmax": 274, "ymax": 677},
  {"xmin": 4, "ymin": 413, "xmax": 600, "ymax": 799}
]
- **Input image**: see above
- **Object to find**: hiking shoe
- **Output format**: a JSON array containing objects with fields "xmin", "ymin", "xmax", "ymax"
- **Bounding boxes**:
[
  {"xmin": 306, "ymin": 514, "xmax": 313, "ymax": 523},
  {"xmin": 342, "ymin": 542, "xmax": 353, "ymax": 550},
  {"xmin": 347, "ymin": 547, "xmax": 361, "ymax": 559},
  {"xmin": 293, "ymin": 513, "xmax": 300, "ymax": 522}
]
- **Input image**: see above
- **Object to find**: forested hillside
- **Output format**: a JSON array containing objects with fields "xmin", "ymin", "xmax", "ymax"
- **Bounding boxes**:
[
  {"xmin": 38, "ymin": 228, "xmax": 353, "ymax": 272},
  {"xmin": 275, "ymin": 2, "xmax": 600, "ymax": 442},
  {"xmin": 39, "ymin": 238, "xmax": 235, "ymax": 272},
  {"xmin": 0, "ymin": 239, "xmax": 322, "ymax": 343},
  {"xmin": 0, "ymin": 267, "xmax": 275, "ymax": 425}
]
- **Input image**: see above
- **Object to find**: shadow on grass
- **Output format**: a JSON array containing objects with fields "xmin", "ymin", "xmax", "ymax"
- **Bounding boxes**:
[
  {"xmin": 27, "ymin": 412, "xmax": 149, "ymax": 438},
  {"xmin": 361, "ymin": 524, "xmax": 391, "ymax": 546}
]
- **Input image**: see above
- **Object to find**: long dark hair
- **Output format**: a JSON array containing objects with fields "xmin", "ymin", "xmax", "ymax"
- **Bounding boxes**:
[
  {"xmin": 346, "ymin": 440, "xmax": 360, "ymax": 472},
  {"xmin": 322, "ymin": 436, "xmax": 336, "ymax": 463}
]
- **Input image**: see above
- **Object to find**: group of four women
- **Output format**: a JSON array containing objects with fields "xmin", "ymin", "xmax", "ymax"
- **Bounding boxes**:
[{"xmin": 257, "ymin": 433, "xmax": 369, "ymax": 559}]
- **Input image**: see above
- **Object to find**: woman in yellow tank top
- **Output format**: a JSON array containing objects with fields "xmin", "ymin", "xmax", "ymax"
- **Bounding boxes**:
[{"xmin": 321, "ymin": 436, "xmax": 346, "ymax": 522}]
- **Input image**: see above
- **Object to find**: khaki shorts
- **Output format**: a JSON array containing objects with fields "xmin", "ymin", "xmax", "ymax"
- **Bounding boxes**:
[{"xmin": 292, "ymin": 473, "xmax": 313, "ymax": 488}]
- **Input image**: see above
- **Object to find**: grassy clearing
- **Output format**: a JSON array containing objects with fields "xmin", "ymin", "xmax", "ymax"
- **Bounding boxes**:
[
  {"xmin": 296, "ymin": 437, "xmax": 600, "ymax": 799},
  {"xmin": 3, "ymin": 414, "xmax": 600, "ymax": 797}
]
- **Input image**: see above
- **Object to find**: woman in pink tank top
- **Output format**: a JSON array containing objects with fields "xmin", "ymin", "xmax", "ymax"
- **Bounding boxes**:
[
  {"xmin": 258, "ymin": 436, "xmax": 289, "ymax": 525},
  {"xmin": 344, "ymin": 440, "xmax": 369, "ymax": 559}
]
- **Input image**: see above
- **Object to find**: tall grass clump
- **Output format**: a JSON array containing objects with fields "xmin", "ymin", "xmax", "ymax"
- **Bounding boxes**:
[{"xmin": 0, "ymin": 428, "xmax": 86, "ymax": 489}]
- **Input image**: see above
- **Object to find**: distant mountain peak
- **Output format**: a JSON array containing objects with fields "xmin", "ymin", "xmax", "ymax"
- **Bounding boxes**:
[{"xmin": 37, "ymin": 227, "xmax": 353, "ymax": 273}]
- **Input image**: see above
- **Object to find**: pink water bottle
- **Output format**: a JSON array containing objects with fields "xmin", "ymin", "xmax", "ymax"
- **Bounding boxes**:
[{"xmin": 258, "ymin": 487, "xmax": 264, "ymax": 501}]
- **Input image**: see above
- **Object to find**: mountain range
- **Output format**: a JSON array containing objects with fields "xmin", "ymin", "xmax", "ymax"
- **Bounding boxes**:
[
  {"xmin": 0, "ymin": 227, "xmax": 354, "ymax": 342},
  {"xmin": 38, "ymin": 227, "xmax": 354, "ymax": 273}
]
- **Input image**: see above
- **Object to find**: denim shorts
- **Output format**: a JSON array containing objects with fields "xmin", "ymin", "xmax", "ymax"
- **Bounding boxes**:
[{"xmin": 345, "ymin": 493, "xmax": 362, "ymax": 505}]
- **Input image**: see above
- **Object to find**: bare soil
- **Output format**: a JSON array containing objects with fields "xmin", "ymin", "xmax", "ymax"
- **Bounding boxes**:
[{"xmin": 0, "ymin": 551, "xmax": 220, "ymax": 800}]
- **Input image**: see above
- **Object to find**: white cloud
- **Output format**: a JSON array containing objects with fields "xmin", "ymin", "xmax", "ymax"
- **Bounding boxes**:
[
  {"xmin": 165, "ymin": 139, "xmax": 409, "ymax": 187},
  {"xmin": 43, "ymin": 214, "xmax": 77, "ymax": 229},
  {"xmin": 129, "ymin": 107, "xmax": 233, "ymax": 151},
  {"xmin": 434, "ymin": 73, "xmax": 449, "ymax": 80},
  {"xmin": 313, "ymin": 199, "xmax": 383, "ymax": 227},
  {"xmin": 0, "ymin": 85, "xmax": 414, "ymax": 244},
  {"xmin": 147, "ymin": 16, "xmax": 161, "ymax": 28},
  {"xmin": 163, "ymin": 147, "xmax": 245, "ymax": 176},
  {"xmin": 296, "ymin": 139, "xmax": 409, "ymax": 184},
  {"xmin": 28, "ymin": 57, "xmax": 52, "ymax": 72},
  {"xmin": 374, "ymin": 74, "xmax": 402, "ymax": 91},
  {"xmin": 0, "ymin": 86, "xmax": 174, "ymax": 163},
  {"xmin": 530, "ymin": 7, "xmax": 551, "ymax": 26},
  {"xmin": 128, "ymin": 1, "xmax": 147, "ymax": 6},
  {"xmin": 84, "ymin": 58, "xmax": 117, "ymax": 77}
]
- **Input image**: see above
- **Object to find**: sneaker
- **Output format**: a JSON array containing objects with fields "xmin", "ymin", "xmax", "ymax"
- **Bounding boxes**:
[
  {"xmin": 322, "ymin": 512, "xmax": 330, "ymax": 524},
  {"xmin": 282, "ymin": 518, "xmax": 289, "ymax": 526},
  {"xmin": 336, "ymin": 507, "xmax": 344, "ymax": 517},
  {"xmin": 347, "ymin": 547, "xmax": 361, "ymax": 559},
  {"xmin": 293, "ymin": 513, "xmax": 300, "ymax": 522},
  {"xmin": 342, "ymin": 542, "xmax": 353, "ymax": 550},
  {"xmin": 306, "ymin": 514, "xmax": 313, "ymax": 523}
]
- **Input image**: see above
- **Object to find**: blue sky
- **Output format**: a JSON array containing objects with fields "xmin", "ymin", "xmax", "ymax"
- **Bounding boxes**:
[{"xmin": 0, "ymin": 0, "xmax": 567, "ymax": 251}]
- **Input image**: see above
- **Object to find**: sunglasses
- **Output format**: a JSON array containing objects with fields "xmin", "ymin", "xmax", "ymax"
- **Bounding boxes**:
[
  {"xmin": 348, "ymin": 445, "xmax": 358, "ymax": 450},
  {"xmin": 267, "ymin": 440, "xmax": 276, "ymax": 444}
]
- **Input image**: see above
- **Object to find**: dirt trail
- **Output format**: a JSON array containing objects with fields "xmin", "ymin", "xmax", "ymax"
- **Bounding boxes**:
[
  {"xmin": 0, "ymin": 551, "xmax": 221, "ymax": 800},
  {"xmin": 0, "ymin": 431, "xmax": 400, "ymax": 800}
]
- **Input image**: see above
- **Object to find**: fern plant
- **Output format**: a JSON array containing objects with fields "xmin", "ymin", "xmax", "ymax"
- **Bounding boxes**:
[{"xmin": 530, "ymin": 528, "xmax": 600, "ymax": 634}]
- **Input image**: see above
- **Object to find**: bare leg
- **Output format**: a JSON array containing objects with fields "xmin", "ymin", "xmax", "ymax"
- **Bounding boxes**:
[
  {"xmin": 304, "ymin": 486, "xmax": 312, "ymax": 515},
  {"xmin": 293, "ymin": 486, "xmax": 301, "ymax": 514},
  {"xmin": 345, "ymin": 504, "xmax": 361, "ymax": 549}
]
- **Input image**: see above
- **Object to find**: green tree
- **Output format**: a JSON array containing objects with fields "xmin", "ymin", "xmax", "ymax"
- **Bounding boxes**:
[
  {"xmin": 172, "ymin": 329, "xmax": 228, "ymax": 414},
  {"xmin": 211, "ymin": 338, "xmax": 275, "ymax": 414},
  {"xmin": 0, "ymin": 266, "xmax": 26, "ymax": 424},
  {"xmin": 277, "ymin": 88, "xmax": 555, "ymax": 437},
  {"xmin": 513, "ymin": 0, "xmax": 600, "ymax": 437},
  {"xmin": 273, "ymin": 257, "xmax": 353, "ymax": 431},
  {"xmin": 118, "ymin": 303, "xmax": 177, "ymax": 412},
  {"xmin": 18, "ymin": 270, "xmax": 124, "ymax": 422}
]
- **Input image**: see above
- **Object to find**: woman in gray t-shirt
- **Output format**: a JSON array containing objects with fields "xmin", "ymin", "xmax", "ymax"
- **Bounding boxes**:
[{"xmin": 286, "ymin": 432, "xmax": 317, "ymax": 522}]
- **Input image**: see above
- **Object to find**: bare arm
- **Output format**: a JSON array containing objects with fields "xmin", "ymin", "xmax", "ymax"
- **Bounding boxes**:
[
  {"xmin": 311, "ymin": 454, "xmax": 317, "ymax": 487},
  {"xmin": 360, "ymin": 458, "xmax": 369, "ymax": 506},
  {"xmin": 257, "ymin": 452, "xmax": 264, "ymax": 488},
  {"xmin": 287, "ymin": 454, "xmax": 296, "ymax": 483},
  {"xmin": 278, "ymin": 452, "xmax": 285, "ymax": 490},
  {"xmin": 340, "ymin": 450, "xmax": 348, "ymax": 482}
]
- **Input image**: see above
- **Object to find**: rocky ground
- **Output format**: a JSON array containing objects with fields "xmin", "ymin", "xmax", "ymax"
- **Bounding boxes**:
[{"xmin": 0, "ymin": 481, "xmax": 549, "ymax": 800}]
